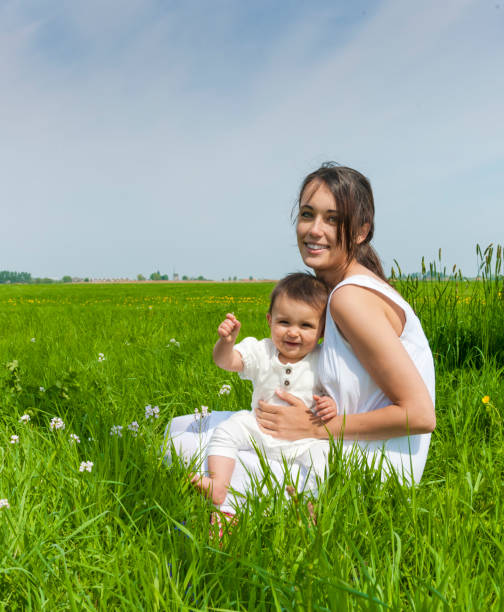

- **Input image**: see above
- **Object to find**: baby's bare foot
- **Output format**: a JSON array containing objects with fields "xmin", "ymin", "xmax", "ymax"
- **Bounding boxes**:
[{"xmin": 190, "ymin": 474, "xmax": 228, "ymax": 505}]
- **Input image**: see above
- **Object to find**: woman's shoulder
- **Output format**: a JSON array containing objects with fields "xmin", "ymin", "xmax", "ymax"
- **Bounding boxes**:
[
  {"xmin": 329, "ymin": 275, "xmax": 407, "ymax": 338},
  {"xmin": 329, "ymin": 281, "xmax": 386, "ymax": 318}
]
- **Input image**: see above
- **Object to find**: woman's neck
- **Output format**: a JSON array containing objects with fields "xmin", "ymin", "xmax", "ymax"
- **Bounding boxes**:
[{"xmin": 316, "ymin": 260, "xmax": 372, "ymax": 289}]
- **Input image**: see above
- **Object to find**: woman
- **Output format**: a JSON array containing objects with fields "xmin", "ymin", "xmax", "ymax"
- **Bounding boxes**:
[{"xmin": 164, "ymin": 163, "xmax": 435, "ymax": 514}]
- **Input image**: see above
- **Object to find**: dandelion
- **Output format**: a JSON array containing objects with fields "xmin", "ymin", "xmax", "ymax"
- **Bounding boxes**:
[
  {"xmin": 19, "ymin": 414, "xmax": 31, "ymax": 423},
  {"xmin": 39, "ymin": 386, "xmax": 45, "ymax": 392},
  {"xmin": 110, "ymin": 425, "xmax": 123, "ymax": 437},
  {"xmin": 0, "ymin": 499, "xmax": 9, "ymax": 509},
  {"xmin": 148, "ymin": 305, "xmax": 153, "ymax": 310},
  {"xmin": 79, "ymin": 461, "xmax": 94, "ymax": 472},
  {"xmin": 218, "ymin": 384, "xmax": 231, "ymax": 396},
  {"xmin": 482, "ymin": 396, "xmax": 490, "ymax": 404},
  {"xmin": 30, "ymin": 337, "xmax": 36, "ymax": 343},
  {"xmin": 50, "ymin": 417, "xmax": 65, "ymax": 431},
  {"xmin": 69, "ymin": 433, "xmax": 80, "ymax": 443},
  {"xmin": 145, "ymin": 405, "xmax": 160, "ymax": 419},
  {"xmin": 168, "ymin": 338, "xmax": 180, "ymax": 348},
  {"xmin": 10, "ymin": 435, "xmax": 19, "ymax": 444},
  {"xmin": 98, "ymin": 352, "xmax": 106, "ymax": 362},
  {"xmin": 128, "ymin": 421, "xmax": 139, "ymax": 436}
]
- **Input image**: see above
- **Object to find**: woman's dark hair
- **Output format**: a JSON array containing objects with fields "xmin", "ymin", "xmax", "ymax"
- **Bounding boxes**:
[
  {"xmin": 297, "ymin": 162, "xmax": 387, "ymax": 281},
  {"xmin": 268, "ymin": 272, "xmax": 329, "ymax": 314}
]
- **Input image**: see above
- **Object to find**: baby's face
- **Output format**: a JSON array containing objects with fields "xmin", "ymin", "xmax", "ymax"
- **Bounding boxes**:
[{"xmin": 267, "ymin": 294, "xmax": 324, "ymax": 364}]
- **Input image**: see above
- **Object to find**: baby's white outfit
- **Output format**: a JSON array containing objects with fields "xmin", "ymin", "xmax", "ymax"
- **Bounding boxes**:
[{"xmin": 207, "ymin": 337, "xmax": 330, "ymax": 473}]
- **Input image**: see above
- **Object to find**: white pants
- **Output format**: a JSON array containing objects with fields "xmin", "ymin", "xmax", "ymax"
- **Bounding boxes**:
[
  {"xmin": 163, "ymin": 411, "xmax": 326, "ymax": 513},
  {"xmin": 163, "ymin": 411, "xmax": 428, "ymax": 514},
  {"xmin": 208, "ymin": 409, "xmax": 330, "ymax": 471}
]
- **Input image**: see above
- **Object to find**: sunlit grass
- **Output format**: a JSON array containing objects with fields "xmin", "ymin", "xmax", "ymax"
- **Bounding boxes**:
[{"xmin": 1, "ymin": 249, "xmax": 503, "ymax": 609}]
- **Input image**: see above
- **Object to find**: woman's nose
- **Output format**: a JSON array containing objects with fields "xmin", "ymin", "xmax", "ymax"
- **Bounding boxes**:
[{"xmin": 308, "ymin": 215, "xmax": 323, "ymax": 237}]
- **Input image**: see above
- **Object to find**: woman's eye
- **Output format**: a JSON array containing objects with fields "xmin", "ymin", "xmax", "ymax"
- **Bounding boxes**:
[
  {"xmin": 328, "ymin": 215, "xmax": 338, "ymax": 224},
  {"xmin": 299, "ymin": 210, "xmax": 312, "ymax": 219}
]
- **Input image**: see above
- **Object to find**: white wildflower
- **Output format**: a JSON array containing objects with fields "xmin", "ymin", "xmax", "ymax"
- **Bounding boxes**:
[
  {"xmin": 10, "ymin": 435, "xmax": 19, "ymax": 444},
  {"xmin": 50, "ymin": 417, "xmax": 65, "ymax": 431},
  {"xmin": 30, "ymin": 337, "xmax": 36, "ymax": 343},
  {"xmin": 69, "ymin": 433, "xmax": 80, "ymax": 443},
  {"xmin": 19, "ymin": 414, "xmax": 31, "ymax": 423},
  {"xmin": 194, "ymin": 405, "xmax": 210, "ymax": 419},
  {"xmin": 79, "ymin": 461, "xmax": 94, "ymax": 472},
  {"xmin": 0, "ymin": 499, "xmax": 10, "ymax": 509},
  {"xmin": 110, "ymin": 425, "xmax": 123, "ymax": 437},
  {"xmin": 218, "ymin": 384, "xmax": 231, "ymax": 396},
  {"xmin": 128, "ymin": 421, "xmax": 139, "ymax": 436},
  {"xmin": 39, "ymin": 386, "xmax": 45, "ymax": 392},
  {"xmin": 168, "ymin": 338, "xmax": 180, "ymax": 348},
  {"xmin": 98, "ymin": 352, "xmax": 106, "ymax": 362},
  {"xmin": 145, "ymin": 405, "xmax": 160, "ymax": 419}
]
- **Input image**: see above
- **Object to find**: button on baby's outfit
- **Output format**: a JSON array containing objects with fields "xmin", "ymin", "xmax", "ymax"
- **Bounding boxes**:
[{"xmin": 284, "ymin": 366, "xmax": 292, "ymax": 386}]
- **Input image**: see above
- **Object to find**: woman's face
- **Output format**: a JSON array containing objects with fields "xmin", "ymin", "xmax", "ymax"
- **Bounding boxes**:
[{"xmin": 296, "ymin": 180, "xmax": 347, "ymax": 277}]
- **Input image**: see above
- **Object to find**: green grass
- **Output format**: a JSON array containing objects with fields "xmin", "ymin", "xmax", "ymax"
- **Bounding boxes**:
[{"xmin": 1, "ymin": 254, "xmax": 503, "ymax": 609}]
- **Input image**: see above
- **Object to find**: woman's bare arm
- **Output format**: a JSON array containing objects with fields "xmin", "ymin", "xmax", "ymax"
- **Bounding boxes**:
[{"xmin": 256, "ymin": 285, "xmax": 435, "ymax": 441}]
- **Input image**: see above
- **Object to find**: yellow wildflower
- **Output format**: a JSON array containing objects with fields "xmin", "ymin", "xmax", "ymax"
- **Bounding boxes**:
[{"xmin": 482, "ymin": 396, "xmax": 490, "ymax": 404}]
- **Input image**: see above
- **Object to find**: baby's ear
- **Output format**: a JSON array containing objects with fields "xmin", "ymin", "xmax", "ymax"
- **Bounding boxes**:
[{"xmin": 266, "ymin": 313, "xmax": 272, "ymax": 328}]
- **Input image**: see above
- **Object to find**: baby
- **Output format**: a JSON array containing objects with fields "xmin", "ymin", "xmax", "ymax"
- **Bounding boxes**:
[{"xmin": 192, "ymin": 272, "xmax": 337, "ymax": 505}]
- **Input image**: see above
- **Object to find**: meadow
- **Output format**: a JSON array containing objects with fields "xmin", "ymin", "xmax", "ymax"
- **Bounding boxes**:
[{"xmin": 0, "ymin": 246, "xmax": 503, "ymax": 610}]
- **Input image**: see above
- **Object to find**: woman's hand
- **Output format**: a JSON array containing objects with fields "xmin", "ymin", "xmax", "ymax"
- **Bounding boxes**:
[{"xmin": 256, "ymin": 389, "xmax": 337, "ymax": 440}]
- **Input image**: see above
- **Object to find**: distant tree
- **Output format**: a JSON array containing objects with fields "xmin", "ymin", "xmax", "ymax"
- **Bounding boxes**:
[
  {"xmin": 197, "ymin": 275, "xmax": 204, "ymax": 280},
  {"xmin": 137, "ymin": 274, "xmax": 146, "ymax": 281},
  {"xmin": 160, "ymin": 274, "xmax": 169, "ymax": 280},
  {"xmin": 62, "ymin": 276, "xmax": 72, "ymax": 283},
  {"xmin": 182, "ymin": 275, "xmax": 188, "ymax": 280},
  {"xmin": 0, "ymin": 270, "xmax": 32, "ymax": 284},
  {"xmin": 84, "ymin": 278, "xmax": 89, "ymax": 282},
  {"xmin": 233, "ymin": 276, "xmax": 237, "ymax": 281},
  {"xmin": 150, "ymin": 271, "xmax": 162, "ymax": 281}
]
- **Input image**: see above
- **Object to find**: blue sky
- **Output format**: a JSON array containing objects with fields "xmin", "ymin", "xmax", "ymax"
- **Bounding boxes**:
[{"xmin": 1, "ymin": 0, "xmax": 503, "ymax": 279}]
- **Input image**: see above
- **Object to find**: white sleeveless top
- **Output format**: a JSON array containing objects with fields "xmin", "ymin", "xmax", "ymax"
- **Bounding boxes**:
[{"xmin": 319, "ymin": 275, "xmax": 435, "ymax": 483}]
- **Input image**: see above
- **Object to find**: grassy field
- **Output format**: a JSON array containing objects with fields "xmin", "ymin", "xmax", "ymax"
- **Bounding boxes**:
[{"xmin": 1, "ymin": 252, "xmax": 503, "ymax": 610}]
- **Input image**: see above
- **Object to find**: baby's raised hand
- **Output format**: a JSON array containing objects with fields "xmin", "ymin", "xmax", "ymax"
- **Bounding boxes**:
[
  {"xmin": 217, "ymin": 313, "xmax": 241, "ymax": 343},
  {"xmin": 313, "ymin": 395, "xmax": 338, "ymax": 422}
]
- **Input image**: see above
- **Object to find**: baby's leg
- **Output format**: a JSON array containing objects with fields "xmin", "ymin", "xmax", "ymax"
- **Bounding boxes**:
[
  {"xmin": 192, "ymin": 455, "xmax": 236, "ymax": 505},
  {"xmin": 191, "ymin": 411, "xmax": 254, "ymax": 505}
]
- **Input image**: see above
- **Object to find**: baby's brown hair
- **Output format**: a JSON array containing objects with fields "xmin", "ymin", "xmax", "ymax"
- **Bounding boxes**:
[{"xmin": 268, "ymin": 273, "xmax": 329, "ymax": 315}]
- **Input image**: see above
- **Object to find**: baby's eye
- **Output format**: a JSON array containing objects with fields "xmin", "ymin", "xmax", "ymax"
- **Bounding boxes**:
[
  {"xmin": 302, "ymin": 323, "xmax": 314, "ymax": 328},
  {"xmin": 279, "ymin": 320, "xmax": 290, "ymax": 325}
]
